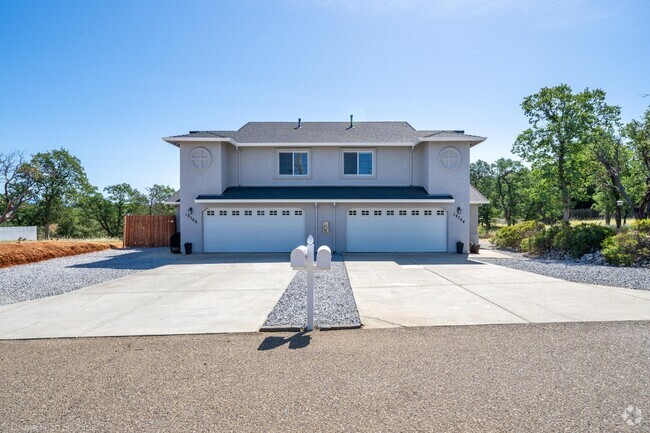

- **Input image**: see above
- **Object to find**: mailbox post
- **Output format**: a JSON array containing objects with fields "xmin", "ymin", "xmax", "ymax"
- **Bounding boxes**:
[{"xmin": 291, "ymin": 235, "xmax": 332, "ymax": 331}]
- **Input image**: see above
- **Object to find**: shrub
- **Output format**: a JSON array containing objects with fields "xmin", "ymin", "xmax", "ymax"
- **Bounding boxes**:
[
  {"xmin": 492, "ymin": 221, "xmax": 544, "ymax": 250},
  {"xmin": 521, "ymin": 223, "xmax": 614, "ymax": 258},
  {"xmin": 602, "ymin": 231, "xmax": 650, "ymax": 266},
  {"xmin": 552, "ymin": 223, "xmax": 614, "ymax": 258},
  {"xmin": 632, "ymin": 219, "xmax": 650, "ymax": 234},
  {"xmin": 521, "ymin": 224, "xmax": 564, "ymax": 255}
]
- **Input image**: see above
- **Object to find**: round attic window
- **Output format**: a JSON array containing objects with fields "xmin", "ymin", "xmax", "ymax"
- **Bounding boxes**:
[
  {"xmin": 438, "ymin": 146, "xmax": 462, "ymax": 170},
  {"xmin": 189, "ymin": 147, "xmax": 212, "ymax": 170}
]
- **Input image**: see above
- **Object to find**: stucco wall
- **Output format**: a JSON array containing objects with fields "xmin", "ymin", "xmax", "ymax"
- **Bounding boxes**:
[
  {"xmin": 426, "ymin": 142, "xmax": 471, "ymax": 253},
  {"xmin": 179, "ymin": 142, "xmax": 225, "ymax": 253},
  {"xmin": 238, "ymin": 146, "xmax": 412, "ymax": 186},
  {"xmin": 470, "ymin": 204, "xmax": 479, "ymax": 245}
]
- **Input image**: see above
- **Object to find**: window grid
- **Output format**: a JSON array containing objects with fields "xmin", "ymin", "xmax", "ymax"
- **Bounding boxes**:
[
  {"xmin": 387, "ymin": 210, "xmax": 395, "ymax": 216},
  {"xmin": 437, "ymin": 210, "xmax": 445, "ymax": 216},
  {"xmin": 399, "ymin": 210, "xmax": 407, "ymax": 216},
  {"xmin": 361, "ymin": 210, "xmax": 369, "ymax": 216},
  {"xmin": 424, "ymin": 210, "xmax": 432, "ymax": 216},
  {"xmin": 374, "ymin": 210, "xmax": 382, "ymax": 216},
  {"xmin": 282, "ymin": 210, "xmax": 290, "ymax": 216},
  {"xmin": 257, "ymin": 210, "xmax": 265, "ymax": 216},
  {"xmin": 244, "ymin": 210, "xmax": 252, "ymax": 216},
  {"xmin": 219, "ymin": 210, "xmax": 227, "ymax": 216},
  {"xmin": 206, "ymin": 210, "xmax": 215, "ymax": 216},
  {"xmin": 295, "ymin": 210, "xmax": 303, "ymax": 216},
  {"xmin": 232, "ymin": 210, "xmax": 240, "ymax": 216},
  {"xmin": 412, "ymin": 210, "xmax": 420, "ymax": 216},
  {"xmin": 270, "ymin": 210, "xmax": 278, "ymax": 216}
]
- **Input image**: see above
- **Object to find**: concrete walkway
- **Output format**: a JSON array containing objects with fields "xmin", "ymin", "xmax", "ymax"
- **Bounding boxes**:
[
  {"xmin": 0, "ymin": 254, "xmax": 293, "ymax": 339},
  {"xmin": 345, "ymin": 253, "xmax": 650, "ymax": 328}
]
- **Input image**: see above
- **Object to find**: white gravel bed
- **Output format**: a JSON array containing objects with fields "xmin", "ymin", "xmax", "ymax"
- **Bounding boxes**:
[
  {"xmin": 475, "ymin": 250, "xmax": 650, "ymax": 291},
  {"xmin": 263, "ymin": 255, "xmax": 361, "ymax": 329},
  {"xmin": 0, "ymin": 248, "xmax": 180, "ymax": 306}
]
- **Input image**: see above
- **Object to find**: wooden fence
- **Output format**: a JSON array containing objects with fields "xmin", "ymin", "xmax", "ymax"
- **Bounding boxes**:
[{"xmin": 123, "ymin": 215, "xmax": 177, "ymax": 247}]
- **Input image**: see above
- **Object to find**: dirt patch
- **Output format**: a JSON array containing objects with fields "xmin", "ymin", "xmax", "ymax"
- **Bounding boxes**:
[{"xmin": 0, "ymin": 241, "xmax": 121, "ymax": 268}]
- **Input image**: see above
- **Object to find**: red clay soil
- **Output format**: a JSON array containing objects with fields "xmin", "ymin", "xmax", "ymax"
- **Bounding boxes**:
[{"xmin": 0, "ymin": 241, "xmax": 121, "ymax": 268}]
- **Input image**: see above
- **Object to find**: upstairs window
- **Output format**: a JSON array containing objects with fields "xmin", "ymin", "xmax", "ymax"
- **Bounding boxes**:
[
  {"xmin": 343, "ymin": 150, "xmax": 374, "ymax": 176},
  {"xmin": 278, "ymin": 150, "xmax": 309, "ymax": 176}
]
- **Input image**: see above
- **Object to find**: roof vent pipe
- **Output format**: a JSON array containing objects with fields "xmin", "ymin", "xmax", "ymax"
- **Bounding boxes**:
[
  {"xmin": 349, "ymin": 114, "xmax": 353, "ymax": 128},
  {"xmin": 297, "ymin": 118, "xmax": 301, "ymax": 128}
]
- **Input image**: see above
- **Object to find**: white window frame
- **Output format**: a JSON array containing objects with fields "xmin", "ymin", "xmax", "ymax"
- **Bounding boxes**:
[
  {"xmin": 341, "ymin": 149, "xmax": 376, "ymax": 178},
  {"xmin": 276, "ymin": 149, "xmax": 311, "ymax": 178}
]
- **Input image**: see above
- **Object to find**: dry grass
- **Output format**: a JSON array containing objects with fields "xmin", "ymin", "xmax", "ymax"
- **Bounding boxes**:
[{"xmin": 0, "ymin": 240, "xmax": 122, "ymax": 268}]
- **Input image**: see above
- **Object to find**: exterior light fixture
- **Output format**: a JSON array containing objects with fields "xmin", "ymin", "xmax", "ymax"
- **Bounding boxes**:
[
  {"xmin": 187, "ymin": 207, "xmax": 193, "ymax": 216},
  {"xmin": 616, "ymin": 200, "xmax": 623, "ymax": 207},
  {"xmin": 456, "ymin": 206, "xmax": 462, "ymax": 215}
]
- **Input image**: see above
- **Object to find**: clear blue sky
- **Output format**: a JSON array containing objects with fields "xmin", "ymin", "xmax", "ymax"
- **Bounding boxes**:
[{"xmin": 1, "ymin": 0, "xmax": 648, "ymax": 192}]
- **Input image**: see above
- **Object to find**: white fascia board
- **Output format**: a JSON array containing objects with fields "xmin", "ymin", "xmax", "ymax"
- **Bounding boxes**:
[
  {"xmin": 164, "ymin": 201, "xmax": 181, "ymax": 206},
  {"xmin": 233, "ymin": 142, "xmax": 416, "ymax": 147},
  {"xmin": 418, "ymin": 136, "xmax": 487, "ymax": 144},
  {"xmin": 162, "ymin": 137, "xmax": 237, "ymax": 147},
  {"xmin": 195, "ymin": 198, "xmax": 455, "ymax": 204}
]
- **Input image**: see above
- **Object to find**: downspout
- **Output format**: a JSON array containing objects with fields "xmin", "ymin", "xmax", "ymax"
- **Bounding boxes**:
[
  {"xmin": 409, "ymin": 145, "xmax": 415, "ymax": 186},
  {"xmin": 333, "ymin": 202, "xmax": 337, "ymax": 252},
  {"xmin": 236, "ymin": 145, "xmax": 241, "ymax": 186},
  {"xmin": 315, "ymin": 202, "xmax": 318, "ymax": 247}
]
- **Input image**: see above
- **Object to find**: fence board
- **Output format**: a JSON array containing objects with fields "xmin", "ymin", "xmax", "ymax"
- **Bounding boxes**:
[{"xmin": 123, "ymin": 215, "xmax": 176, "ymax": 247}]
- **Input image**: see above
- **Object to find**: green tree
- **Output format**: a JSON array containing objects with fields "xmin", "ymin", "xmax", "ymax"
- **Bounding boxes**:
[
  {"xmin": 31, "ymin": 148, "xmax": 90, "ymax": 238},
  {"xmin": 84, "ymin": 183, "xmax": 147, "ymax": 237},
  {"xmin": 0, "ymin": 151, "xmax": 38, "ymax": 225},
  {"xmin": 622, "ymin": 106, "xmax": 650, "ymax": 218},
  {"xmin": 470, "ymin": 160, "xmax": 498, "ymax": 228},
  {"xmin": 491, "ymin": 158, "xmax": 530, "ymax": 226},
  {"xmin": 145, "ymin": 184, "xmax": 176, "ymax": 215},
  {"xmin": 513, "ymin": 84, "xmax": 610, "ymax": 222}
]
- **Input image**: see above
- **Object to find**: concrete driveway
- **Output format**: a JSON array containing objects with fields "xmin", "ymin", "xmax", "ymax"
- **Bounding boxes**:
[
  {"xmin": 0, "ymin": 254, "xmax": 293, "ymax": 339},
  {"xmin": 345, "ymin": 253, "xmax": 650, "ymax": 328}
]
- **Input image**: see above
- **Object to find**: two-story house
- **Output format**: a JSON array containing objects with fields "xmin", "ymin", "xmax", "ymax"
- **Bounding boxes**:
[{"xmin": 163, "ymin": 119, "xmax": 487, "ymax": 254}]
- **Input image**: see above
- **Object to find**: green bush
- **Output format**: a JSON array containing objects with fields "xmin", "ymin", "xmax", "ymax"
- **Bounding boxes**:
[
  {"xmin": 632, "ymin": 219, "xmax": 650, "ymax": 234},
  {"xmin": 521, "ymin": 223, "xmax": 614, "ymax": 258},
  {"xmin": 602, "ymin": 231, "xmax": 650, "ymax": 266},
  {"xmin": 521, "ymin": 224, "xmax": 563, "ymax": 255},
  {"xmin": 552, "ymin": 223, "xmax": 614, "ymax": 258},
  {"xmin": 493, "ymin": 221, "xmax": 544, "ymax": 250}
]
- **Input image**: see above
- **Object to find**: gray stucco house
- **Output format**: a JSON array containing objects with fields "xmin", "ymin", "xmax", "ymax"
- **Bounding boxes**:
[{"xmin": 163, "ymin": 119, "xmax": 487, "ymax": 253}]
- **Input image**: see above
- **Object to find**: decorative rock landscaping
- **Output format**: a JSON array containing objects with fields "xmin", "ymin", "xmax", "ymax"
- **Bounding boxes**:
[{"xmin": 263, "ymin": 255, "xmax": 361, "ymax": 330}]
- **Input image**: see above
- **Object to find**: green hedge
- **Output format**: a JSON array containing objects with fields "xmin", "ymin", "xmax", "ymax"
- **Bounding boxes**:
[{"xmin": 492, "ymin": 221, "xmax": 545, "ymax": 250}]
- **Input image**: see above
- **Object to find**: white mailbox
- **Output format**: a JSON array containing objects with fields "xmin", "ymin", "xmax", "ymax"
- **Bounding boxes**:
[
  {"xmin": 316, "ymin": 245, "xmax": 332, "ymax": 270},
  {"xmin": 289, "ymin": 235, "xmax": 332, "ymax": 331},
  {"xmin": 290, "ymin": 245, "xmax": 308, "ymax": 270}
]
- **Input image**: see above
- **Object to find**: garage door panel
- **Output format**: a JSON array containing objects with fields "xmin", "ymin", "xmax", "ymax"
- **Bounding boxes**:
[
  {"xmin": 204, "ymin": 208, "xmax": 305, "ymax": 252},
  {"xmin": 347, "ymin": 208, "xmax": 447, "ymax": 252}
]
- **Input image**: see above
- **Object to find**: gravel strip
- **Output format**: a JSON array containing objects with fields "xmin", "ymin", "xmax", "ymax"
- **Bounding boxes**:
[
  {"xmin": 263, "ymin": 254, "xmax": 361, "ymax": 329},
  {"xmin": 0, "ymin": 248, "xmax": 180, "ymax": 306},
  {"xmin": 475, "ymin": 249, "xmax": 650, "ymax": 291}
]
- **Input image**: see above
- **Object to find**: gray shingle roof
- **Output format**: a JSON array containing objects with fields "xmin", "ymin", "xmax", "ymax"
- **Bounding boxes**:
[
  {"xmin": 196, "ymin": 186, "xmax": 453, "ymax": 202},
  {"xmin": 166, "ymin": 122, "xmax": 485, "ymax": 144},
  {"xmin": 470, "ymin": 186, "xmax": 490, "ymax": 204}
]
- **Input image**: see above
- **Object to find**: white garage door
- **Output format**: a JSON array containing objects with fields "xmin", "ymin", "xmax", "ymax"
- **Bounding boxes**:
[
  {"xmin": 347, "ymin": 208, "xmax": 447, "ymax": 252},
  {"xmin": 204, "ymin": 208, "xmax": 305, "ymax": 252}
]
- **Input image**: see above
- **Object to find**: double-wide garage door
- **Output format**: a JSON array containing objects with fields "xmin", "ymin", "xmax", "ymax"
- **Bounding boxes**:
[
  {"xmin": 347, "ymin": 208, "xmax": 447, "ymax": 252},
  {"xmin": 204, "ymin": 208, "xmax": 305, "ymax": 252},
  {"xmin": 203, "ymin": 206, "xmax": 447, "ymax": 253}
]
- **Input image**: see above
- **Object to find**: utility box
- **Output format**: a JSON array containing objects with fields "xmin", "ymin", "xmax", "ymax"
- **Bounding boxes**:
[
  {"xmin": 290, "ymin": 245, "xmax": 308, "ymax": 270},
  {"xmin": 316, "ymin": 246, "xmax": 332, "ymax": 270}
]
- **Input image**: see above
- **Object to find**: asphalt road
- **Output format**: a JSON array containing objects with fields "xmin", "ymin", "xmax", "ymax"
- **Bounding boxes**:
[{"xmin": 1, "ymin": 322, "xmax": 649, "ymax": 432}]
